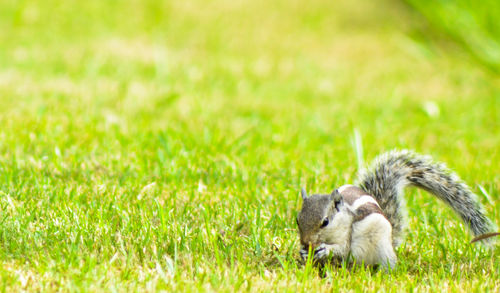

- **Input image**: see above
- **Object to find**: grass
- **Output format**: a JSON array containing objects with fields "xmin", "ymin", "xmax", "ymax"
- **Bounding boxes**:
[
  {"xmin": 0, "ymin": 0, "xmax": 499, "ymax": 291},
  {"xmin": 404, "ymin": 0, "xmax": 500, "ymax": 73}
]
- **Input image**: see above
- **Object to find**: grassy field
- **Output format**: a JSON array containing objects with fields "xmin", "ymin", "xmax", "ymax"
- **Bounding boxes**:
[
  {"xmin": 0, "ymin": 0, "xmax": 499, "ymax": 291},
  {"xmin": 404, "ymin": 0, "xmax": 500, "ymax": 73}
]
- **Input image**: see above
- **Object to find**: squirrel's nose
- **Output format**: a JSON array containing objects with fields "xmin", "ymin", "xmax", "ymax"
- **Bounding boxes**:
[
  {"xmin": 302, "ymin": 242, "xmax": 318, "ymax": 251},
  {"xmin": 301, "ymin": 234, "xmax": 319, "ymax": 249}
]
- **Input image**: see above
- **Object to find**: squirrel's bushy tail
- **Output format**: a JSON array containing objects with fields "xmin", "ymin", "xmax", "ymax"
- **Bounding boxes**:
[{"xmin": 356, "ymin": 150, "xmax": 495, "ymax": 246}]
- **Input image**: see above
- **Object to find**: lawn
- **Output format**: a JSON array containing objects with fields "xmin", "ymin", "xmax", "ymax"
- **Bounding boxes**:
[{"xmin": 0, "ymin": 0, "xmax": 499, "ymax": 291}]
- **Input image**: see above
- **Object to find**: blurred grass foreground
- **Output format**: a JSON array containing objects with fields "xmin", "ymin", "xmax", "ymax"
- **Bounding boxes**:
[{"xmin": 0, "ymin": 0, "xmax": 499, "ymax": 291}]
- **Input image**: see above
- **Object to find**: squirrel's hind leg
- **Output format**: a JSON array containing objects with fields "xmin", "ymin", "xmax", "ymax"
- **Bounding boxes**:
[{"xmin": 351, "ymin": 213, "xmax": 397, "ymax": 269}]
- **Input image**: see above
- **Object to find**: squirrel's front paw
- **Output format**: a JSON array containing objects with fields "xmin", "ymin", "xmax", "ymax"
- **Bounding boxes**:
[
  {"xmin": 300, "ymin": 245, "xmax": 323, "ymax": 262},
  {"xmin": 299, "ymin": 247, "xmax": 309, "ymax": 261},
  {"xmin": 300, "ymin": 244, "xmax": 337, "ymax": 263},
  {"xmin": 313, "ymin": 244, "xmax": 329, "ymax": 261}
]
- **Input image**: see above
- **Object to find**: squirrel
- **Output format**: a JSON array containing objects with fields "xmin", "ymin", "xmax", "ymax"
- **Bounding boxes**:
[{"xmin": 296, "ymin": 150, "xmax": 497, "ymax": 269}]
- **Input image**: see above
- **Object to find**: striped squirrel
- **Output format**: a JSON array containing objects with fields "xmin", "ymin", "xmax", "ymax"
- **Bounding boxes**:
[{"xmin": 296, "ymin": 150, "xmax": 497, "ymax": 269}]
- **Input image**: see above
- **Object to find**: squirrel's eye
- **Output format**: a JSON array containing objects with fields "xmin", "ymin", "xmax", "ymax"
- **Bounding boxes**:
[{"xmin": 320, "ymin": 217, "xmax": 329, "ymax": 228}]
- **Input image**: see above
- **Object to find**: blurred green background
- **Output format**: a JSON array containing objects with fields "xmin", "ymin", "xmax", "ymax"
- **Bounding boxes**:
[{"xmin": 0, "ymin": 0, "xmax": 498, "ymax": 291}]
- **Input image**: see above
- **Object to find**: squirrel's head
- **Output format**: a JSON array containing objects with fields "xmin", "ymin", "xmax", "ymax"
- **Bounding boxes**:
[{"xmin": 296, "ymin": 188, "xmax": 343, "ymax": 249}]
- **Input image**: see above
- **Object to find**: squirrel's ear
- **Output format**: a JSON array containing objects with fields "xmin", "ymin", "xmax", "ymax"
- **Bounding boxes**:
[
  {"xmin": 329, "ymin": 189, "xmax": 341, "ymax": 201},
  {"xmin": 300, "ymin": 188, "xmax": 308, "ymax": 200}
]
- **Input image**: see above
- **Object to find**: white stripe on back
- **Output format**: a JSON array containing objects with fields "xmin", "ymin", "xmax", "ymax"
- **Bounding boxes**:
[
  {"xmin": 337, "ymin": 184, "xmax": 355, "ymax": 193},
  {"xmin": 348, "ymin": 195, "xmax": 380, "ymax": 211}
]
